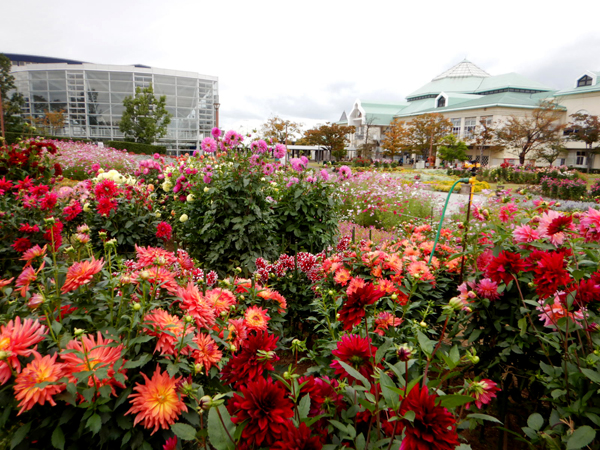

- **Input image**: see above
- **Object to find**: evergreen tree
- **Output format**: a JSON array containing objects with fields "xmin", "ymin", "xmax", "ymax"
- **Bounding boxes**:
[{"xmin": 119, "ymin": 85, "xmax": 172, "ymax": 144}]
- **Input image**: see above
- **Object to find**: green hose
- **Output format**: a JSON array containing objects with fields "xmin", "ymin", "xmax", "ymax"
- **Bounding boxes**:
[{"xmin": 428, "ymin": 178, "xmax": 470, "ymax": 265}]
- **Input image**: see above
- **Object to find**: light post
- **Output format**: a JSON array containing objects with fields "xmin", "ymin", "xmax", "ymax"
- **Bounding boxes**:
[{"xmin": 213, "ymin": 95, "xmax": 220, "ymax": 130}]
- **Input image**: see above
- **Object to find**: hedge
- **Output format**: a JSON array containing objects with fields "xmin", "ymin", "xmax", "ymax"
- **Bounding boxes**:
[
  {"xmin": 106, "ymin": 141, "xmax": 167, "ymax": 155},
  {"xmin": 1, "ymin": 131, "xmax": 92, "ymax": 145}
]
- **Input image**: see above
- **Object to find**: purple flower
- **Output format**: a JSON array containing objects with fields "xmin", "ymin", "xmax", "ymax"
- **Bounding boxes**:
[
  {"xmin": 320, "ymin": 169, "xmax": 330, "ymax": 181},
  {"xmin": 211, "ymin": 127, "xmax": 222, "ymax": 139},
  {"xmin": 286, "ymin": 177, "xmax": 299, "ymax": 187},
  {"xmin": 201, "ymin": 137, "xmax": 217, "ymax": 153},
  {"xmin": 203, "ymin": 172, "xmax": 213, "ymax": 184},
  {"xmin": 250, "ymin": 140, "xmax": 269, "ymax": 154}
]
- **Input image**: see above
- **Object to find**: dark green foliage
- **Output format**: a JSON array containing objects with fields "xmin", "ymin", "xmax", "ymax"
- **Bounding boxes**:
[{"xmin": 107, "ymin": 140, "xmax": 167, "ymax": 155}]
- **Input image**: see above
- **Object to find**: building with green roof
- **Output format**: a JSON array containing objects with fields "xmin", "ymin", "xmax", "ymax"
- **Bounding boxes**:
[{"xmin": 344, "ymin": 60, "xmax": 600, "ymax": 168}]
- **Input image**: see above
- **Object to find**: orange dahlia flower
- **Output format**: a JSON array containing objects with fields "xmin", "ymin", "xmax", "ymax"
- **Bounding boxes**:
[
  {"xmin": 177, "ymin": 282, "xmax": 216, "ymax": 330},
  {"xmin": 143, "ymin": 309, "xmax": 192, "ymax": 356},
  {"xmin": 258, "ymin": 289, "xmax": 287, "ymax": 313},
  {"xmin": 61, "ymin": 257, "xmax": 104, "ymax": 293},
  {"xmin": 20, "ymin": 244, "xmax": 47, "ymax": 267},
  {"xmin": 204, "ymin": 288, "xmax": 237, "ymax": 316},
  {"xmin": 126, "ymin": 365, "xmax": 188, "ymax": 434},
  {"xmin": 0, "ymin": 317, "xmax": 47, "ymax": 384},
  {"xmin": 244, "ymin": 306, "xmax": 270, "ymax": 331},
  {"xmin": 61, "ymin": 332, "xmax": 127, "ymax": 396},
  {"xmin": 14, "ymin": 353, "xmax": 66, "ymax": 415},
  {"xmin": 191, "ymin": 333, "xmax": 222, "ymax": 373}
]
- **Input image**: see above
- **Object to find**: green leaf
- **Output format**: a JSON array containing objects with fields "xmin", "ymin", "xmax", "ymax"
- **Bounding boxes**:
[
  {"xmin": 298, "ymin": 394, "xmax": 311, "ymax": 420},
  {"xmin": 11, "ymin": 422, "xmax": 31, "ymax": 449},
  {"xmin": 379, "ymin": 371, "xmax": 400, "ymax": 410},
  {"xmin": 207, "ymin": 404, "xmax": 235, "ymax": 450},
  {"xmin": 336, "ymin": 360, "xmax": 371, "ymax": 390},
  {"xmin": 437, "ymin": 395, "xmax": 474, "ymax": 409},
  {"xmin": 87, "ymin": 413, "xmax": 102, "ymax": 435},
  {"xmin": 416, "ymin": 330, "xmax": 434, "ymax": 357},
  {"xmin": 467, "ymin": 413, "xmax": 503, "ymax": 424},
  {"xmin": 527, "ymin": 413, "xmax": 544, "ymax": 431},
  {"xmin": 566, "ymin": 425, "xmax": 596, "ymax": 449},
  {"xmin": 171, "ymin": 423, "xmax": 197, "ymax": 441},
  {"xmin": 581, "ymin": 368, "xmax": 600, "ymax": 384},
  {"xmin": 51, "ymin": 426, "xmax": 65, "ymax": 450}
]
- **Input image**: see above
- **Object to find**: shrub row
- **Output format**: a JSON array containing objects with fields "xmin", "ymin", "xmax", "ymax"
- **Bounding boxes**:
[{"xmin": 106, "ymin": 140, "xmax": 167, "ymax": 155}]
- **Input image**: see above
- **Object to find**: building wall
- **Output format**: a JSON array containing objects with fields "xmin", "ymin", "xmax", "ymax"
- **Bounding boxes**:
[{"xmin": 10, "ymin": 63, "xmax": 218, "ymax": 153}]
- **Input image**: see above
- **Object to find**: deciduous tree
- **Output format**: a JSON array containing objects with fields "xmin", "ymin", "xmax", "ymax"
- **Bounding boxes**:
[
  {"xmin": 119, "ymin": 85, "xmax": 172, "ymax": 144},
  {"xmin": 303, "ymin": 122, "xmax": 355, "ymax": 161},
  {"xmin": 404, "ymin": 113, "xmax": 452, "ymax": 162},
  {"xmin": 37, "ymin": 109, "xmax": 66, "ymax": 136},
  {"xmin": 495, "ymin": 101, "xmax": 565, "ymax": 165},
  {"xmin": 260, "ymin": 116, "xmax": 303, "ymax": 144},
  {"xmin": 567, "ymin": 112, "xmax": 600, "ymax": 172},
  {"xmin": 382, "ymin": 118, "xmax": 410, "ymax": 160}
]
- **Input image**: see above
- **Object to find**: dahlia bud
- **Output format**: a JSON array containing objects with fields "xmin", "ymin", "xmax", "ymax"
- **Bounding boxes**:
[
  {"xmin": 132, "ymin": 302, "xmax": 141, "ymax": 311},
  {"xmin": 283, "ymin": 371, "xmax": 291, "ymax": 380},
  {"xmin": 419, "ymin": 321, "xmax": 427, "ymax": 328},
  {"xmin": 0, "ymin": 350, "xmax": 11, "ymax": 360},
  {"xmin": 336, "ymin": 313, "xmax": 341, "ymax": 320},
  {"xmin": 74, "ymin": 328, "xmax": 86, "ymax": 336},
  {"xmin": 328, "ymin": 290, "xmax": 334, "ymax": 296},
  {"xmin": 229, "ymin": 345, "xmax": 237, "ymax": 352},
  {"xmin": 397, "ymin": 344, "xmax": 414, "ymax": 362},
  {"xmin": 199, "ymin": 395, "xmax": 212, "ymax": 410},
  {"xmin": 98, "ymin": 231, "xmax": 107, "ymax": 239},
  {"xmin": 44, "ymin": 217, "xmax": 56, "ymax": 225},
  {"xmin": 448, "ymin": 297, "xmax": 464, "ymax": 311},
  {"xmin": 179, "ymin": 214, "xmax": 189, "ymax": 223},
  {"xmin": 139, "ymin": 270, "xmax": 150, "ymax": 280},
  {"xmin": 184, "ymin": 315, "xmax": 194, "ymax": 324},
  {"xmin": 391, "ymin": 293, "xmax": 398, "ymax": 300},
  {"xmin": 194, "ymin": 363, "xmax": 204, "ymax": 374},
  {"xmin": 204, "ymin": 187, "xmax": 210, "ymax": 193}
]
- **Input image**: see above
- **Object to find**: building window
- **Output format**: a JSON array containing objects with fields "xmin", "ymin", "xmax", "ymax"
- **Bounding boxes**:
[
  {"xmin": 577, "ymin": 75, "xmax": 593, "ymax": 87},
  {"xmin": 480, "ymin": 115, "xmax": 493, "ymax": 126},
  {"xmin": 576, "ymin": 151, "xmax": 586, "ymax": 165},
  {"xmin": 464, "ymin": 117, "xmax": 477, "ymax": 138},
  {"xmin": 451, "ymin": 118, "xmax": 461, "ymax": 136},
  {"xmin": 437, "ymin": 96, "xmax": 446, "ymax": 108}
]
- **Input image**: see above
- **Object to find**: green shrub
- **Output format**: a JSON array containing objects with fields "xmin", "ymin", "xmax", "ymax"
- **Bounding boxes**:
[{"xmin": 106, "ymin": 140, "xmax": 167, "ymax": 155}]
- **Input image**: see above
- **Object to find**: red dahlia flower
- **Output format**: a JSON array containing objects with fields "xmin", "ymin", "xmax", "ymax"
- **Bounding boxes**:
[
  {"xmin": 270, "ymin": 422, "xmax": 323, "ymax": 450},
  {"xmin": 11, "ymin": 237, "xmax": 32, "ymax": 253},
  {"xmin": 330, "ymin": 334, "xmax": 379, "ymax": 384},
  {"xmin": 155, "ymin": 221, "xmax": 172, "ymax": 241},
  {"xmin": 338, "ymin": 280, "xmax": 385, "ymax": 330},
  {"xmin": 14, "ymin": 354, "xmax": 66, "ymax": 415},
  {"xmin": 399, "ymin": 385, "xmax": 459, "ymax": 450},
  {"xmin": 532, "ymin": 251, "xmax": 572, "ymax": 299},
  {"xmin": 221, "ymin": 331, "xmax": 279, "ymax": 388},
  {"xmin": 228, "ymin": 377, "xmax": 294, "ymax": 448},
  {"xmin": 484, "ymin": 251, "xmax": 525, "ymax": 285}
]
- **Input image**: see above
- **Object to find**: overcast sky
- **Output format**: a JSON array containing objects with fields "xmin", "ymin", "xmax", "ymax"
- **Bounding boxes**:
[{"xmin": 3, "ymin": 0, "xmax": 600, "ymax": 134}]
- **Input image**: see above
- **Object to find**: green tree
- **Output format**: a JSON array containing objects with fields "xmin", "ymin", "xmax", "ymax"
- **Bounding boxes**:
[
  {"xmin": 303, "ymin": 122, "xmax": 355, "ymax": 161},
  {"xmin": 437, "ymin": 134, "xmax": 469, "ymax": 164},
  {"xmin": 260, "ymin": 115, "xmax": 302, "ymax": 144},
  {"xmin": 0, "ymin": 53, "xmax": 26, "ymax": 135},
  {"xmin": 568, "ymin": 112, "xmax": 600, "ymax": 172},
  {"xmin": 119, "ymin": 85, "xmax": 172, "ymax": 144}
]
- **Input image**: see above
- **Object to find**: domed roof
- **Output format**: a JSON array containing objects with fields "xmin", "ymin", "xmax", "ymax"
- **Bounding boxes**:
[{"xmin": 432, "ymin": 59, "xmax": 490, "ymax": 80}]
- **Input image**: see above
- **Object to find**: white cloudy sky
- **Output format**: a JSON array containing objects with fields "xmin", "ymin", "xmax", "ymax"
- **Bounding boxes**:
[{"xmin": 3, "ymin": 0, "xmax": 600, "ymax": 134}]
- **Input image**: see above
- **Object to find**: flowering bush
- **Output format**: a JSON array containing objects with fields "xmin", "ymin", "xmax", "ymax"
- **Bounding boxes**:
[
  {"xmin": 540, "ymin": 176, "xmax": 588, "ymax": 200},
  {"xmin": 170, "ymin": 136, "xmax": 340, "ymax": 274},
  {"xmin": 49, "ymin": 140, "xmax": 137, "ymax": 181}
]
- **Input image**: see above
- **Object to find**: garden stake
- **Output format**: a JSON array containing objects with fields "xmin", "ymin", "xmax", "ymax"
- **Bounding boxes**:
[
  {"xmin": 428, "ymin": 178, "xmax": 469, "ymax": 265},
  {"xmin": 352, "ymin": 227, "xmax": 355, "ymax": 243},
  {"xmin": 369, "ymin": 228, "xmax": 372, "ymax": 241},
  {"xmin": 458, "ymin": 179, "xmax": 475, "ymax": 283}
]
